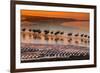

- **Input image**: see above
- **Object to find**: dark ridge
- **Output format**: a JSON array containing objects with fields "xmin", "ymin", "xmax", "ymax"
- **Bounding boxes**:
[{"xmin": 21, "ymin": 15, "xmax": 89, "ymax": 22}]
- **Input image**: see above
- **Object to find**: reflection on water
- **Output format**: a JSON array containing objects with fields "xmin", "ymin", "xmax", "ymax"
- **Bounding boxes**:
[{"xmin": 21, "ymin": 31, "xmax": 89, "ymax": 47}]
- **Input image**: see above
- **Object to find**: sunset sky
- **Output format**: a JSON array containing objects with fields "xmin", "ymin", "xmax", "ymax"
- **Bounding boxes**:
[
  {"xmin": 21, "ymin": 10, "xmax": 90, "ymax": 33},
  {"xmin": 21, "ymin": 10, "xmax": 89, "ymax": 21}
]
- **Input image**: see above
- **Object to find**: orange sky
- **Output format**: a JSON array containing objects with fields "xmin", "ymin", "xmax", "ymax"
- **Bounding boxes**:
[{"xmin": 21, "ymin": 10, "xmax": 89, "ymax": 21}]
